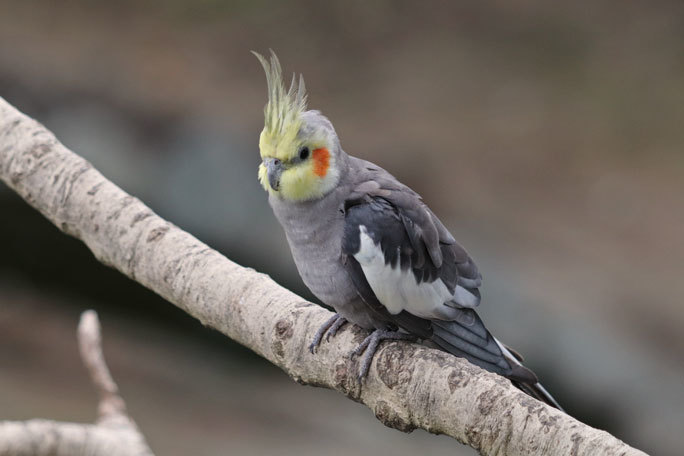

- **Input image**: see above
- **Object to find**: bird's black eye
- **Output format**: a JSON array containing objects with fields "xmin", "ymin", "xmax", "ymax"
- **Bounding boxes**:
[{"xmin": 299, "ymin": 147, "xmax": 310, "ymax": 160}]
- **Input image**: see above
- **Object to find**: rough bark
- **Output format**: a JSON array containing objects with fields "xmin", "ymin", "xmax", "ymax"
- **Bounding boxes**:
[
  {"xmin": 0, "ymin": 96, "xmax": 647, "ymax": 456},
  {"xmin": 0, "ymin": 311, "xmax": 154, "ymax": 456}
]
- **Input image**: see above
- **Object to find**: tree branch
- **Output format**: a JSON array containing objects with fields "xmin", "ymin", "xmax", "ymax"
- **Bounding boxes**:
[
  {"xmin": 78, "ymin": 310, "xmax": 129, "ymax": 422},
  {"xmin": 0, "ymin": 311, "xmax": 153, "ymax": 456},
  {"xmin": 0, "ymin": 96, "xmax": 647, "ymax": 456}
]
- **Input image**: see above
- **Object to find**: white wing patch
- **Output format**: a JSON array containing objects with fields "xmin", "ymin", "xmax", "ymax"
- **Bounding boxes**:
[{"xmin": 354, "ymin": 226, "xmax": 476, "ymax": 320}]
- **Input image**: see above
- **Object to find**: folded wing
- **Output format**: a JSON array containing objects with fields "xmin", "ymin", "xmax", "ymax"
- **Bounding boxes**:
[{"xmin": 341, "ymin": 182, "xmax": 537, "ymax": 384}]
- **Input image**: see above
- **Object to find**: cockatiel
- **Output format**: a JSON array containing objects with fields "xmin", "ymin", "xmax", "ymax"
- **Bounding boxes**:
[{"xmin": 254, "ymin": 51, "xmax": 562, "ymax": 410}]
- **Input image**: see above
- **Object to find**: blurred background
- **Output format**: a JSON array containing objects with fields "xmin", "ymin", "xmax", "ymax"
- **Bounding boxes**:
[{"xmin": 1, "ymin": 1, "xmax": 683, "ymax": 454}]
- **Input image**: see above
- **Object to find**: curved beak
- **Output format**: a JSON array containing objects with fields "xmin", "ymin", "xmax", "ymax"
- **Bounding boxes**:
[{"xmin": 264, "ymin": 158, "xmax": 284, "ymax": 191}]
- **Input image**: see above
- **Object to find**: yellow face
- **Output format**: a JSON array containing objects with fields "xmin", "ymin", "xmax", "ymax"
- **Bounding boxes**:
[
  {"xmin": 254, "ymin": 50, "xmax": 340, "ymax": 202},
  {"xmin": 257, "ymin": 126, "xmax": 336, "ymax": 201}
]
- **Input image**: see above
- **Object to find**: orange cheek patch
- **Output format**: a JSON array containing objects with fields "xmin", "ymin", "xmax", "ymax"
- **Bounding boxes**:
[{"xmin": 312, "ymin": 148, "xmax": 330, "ymax": 177}]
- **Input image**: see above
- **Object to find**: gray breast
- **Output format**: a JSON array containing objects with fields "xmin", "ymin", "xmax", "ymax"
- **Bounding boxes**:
[{"xmin": 268, "ymin": 191, "xmax": 358, "ymax": 308}]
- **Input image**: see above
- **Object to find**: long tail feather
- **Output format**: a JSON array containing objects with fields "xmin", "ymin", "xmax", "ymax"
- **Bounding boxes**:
[
  {"xmin": 495, "ymin": 338, "xmax": 564, "ymax": 411},
  {"xmin": 426, "ymin": 308, "xmax": 563, "ymax": 410}
]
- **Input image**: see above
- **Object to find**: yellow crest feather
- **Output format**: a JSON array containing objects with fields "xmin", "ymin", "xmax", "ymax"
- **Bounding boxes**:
[
  {"xmin": 254, "ymin": 51, "xmax": 339, "ymax": 201},
  {"xmin": 253, "ymin": 50, "xmax": 307, "ymax": 160}
]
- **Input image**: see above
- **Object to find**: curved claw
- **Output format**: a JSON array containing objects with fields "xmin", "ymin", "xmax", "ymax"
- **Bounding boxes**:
[
  {"xmin": 351, "ymin": 329, "xmax": 415, "ymax": 382},
  {"xmin": 309, "ymin": 314, "xmax": 347, "ymax": 354},
  {"xmin": 326, "ymin": 316, "xmax": 347, "ymax": 342}
]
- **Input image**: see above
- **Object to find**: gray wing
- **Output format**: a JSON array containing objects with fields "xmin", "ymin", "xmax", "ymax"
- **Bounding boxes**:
[
  {"xmin": 341, "ymin": 168, "xmax": 536, "ymax": 383},
  {"xmin": 345, "ymin": 164, "xmax": 482, "ymax": 310}
]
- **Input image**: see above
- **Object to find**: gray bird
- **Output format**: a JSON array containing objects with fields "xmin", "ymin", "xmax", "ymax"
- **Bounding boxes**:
[{"xmin": 254, "ymin": 51, "xmax": 562, "ymax": 410}]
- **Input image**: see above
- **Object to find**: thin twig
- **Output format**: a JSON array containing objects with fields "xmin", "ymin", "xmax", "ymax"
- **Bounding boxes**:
[
  {"xmin": 0, "ymin": 311, "xmax": 154, "ymax": 456},
  {"xmin": 78, "ymin": 310, "xmax": 127, "ymax": 420}
]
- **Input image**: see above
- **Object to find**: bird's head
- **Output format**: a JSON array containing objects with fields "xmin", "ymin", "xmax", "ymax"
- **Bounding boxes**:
[{"xmin": 254, "ymin": 51, "xmax": 343, "ymax": 202}]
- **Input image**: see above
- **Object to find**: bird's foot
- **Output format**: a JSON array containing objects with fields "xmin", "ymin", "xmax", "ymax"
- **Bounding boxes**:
[
  {"xmin": 326, "ymin": 315, "xmax": 347, "ymax": 341},
  {"xmin": 308, "ymin": 314, "xmax": 348, "ymax": 354},
  {"xmin": 351, "ymin": 329, "xmax": 415, "ymax": 381}
]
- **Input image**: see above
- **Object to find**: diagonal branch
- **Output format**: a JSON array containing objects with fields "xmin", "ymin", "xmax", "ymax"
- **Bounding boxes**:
[
  {"xmin": 0, "ymin": 311, "xmax": 153, "ymax": 456},
  {"xmin": 0, "ymin": 97, "xmax": 647, "ymax": 456}
]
